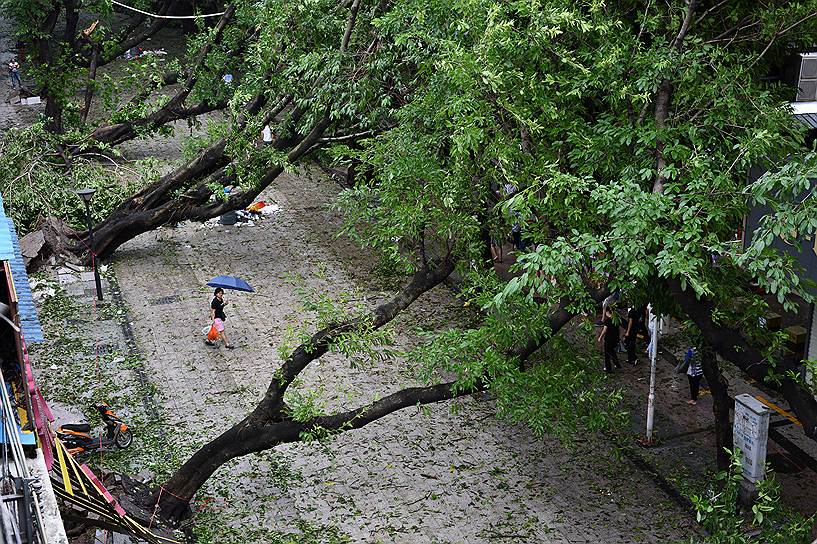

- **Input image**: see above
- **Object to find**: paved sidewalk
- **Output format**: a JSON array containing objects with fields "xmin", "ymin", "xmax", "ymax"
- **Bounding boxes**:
[
  {"xmin": 101, "ymin": 169, "xmax": 701, "ymax": 543},
  {"xmin": 0, "ymin": 16, "xmax": 41, "ymax": 131},
  {"xmin": 29, "ymin": 168, "xmax": 817, "ymax": 542},
  {"xmin": 607, "ymin": 335, "xmax": 817, "ymax": 516}
]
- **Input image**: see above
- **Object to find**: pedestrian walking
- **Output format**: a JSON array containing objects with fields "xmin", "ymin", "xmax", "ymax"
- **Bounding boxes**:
[
  {"xmin": 490, "ymin": 232, "xmax": 504, "ymax": 263},
  {"xmin": 206, "ymin": 287, "xmax": 234, "ymax": 349},
  {"xmin": 597, "ymin": 308, "xmax": 621, "ymax": 372},
  {"xmin": 623, "ymin": 304, "xmax": 647, "ymax": 365},
  {"xmin": 685, "ymin": 347, "xmax": 703, "ymax": 405},
  {"xmin": 8, "ymin": 60, "xmax": 21, "ymax": 89}
]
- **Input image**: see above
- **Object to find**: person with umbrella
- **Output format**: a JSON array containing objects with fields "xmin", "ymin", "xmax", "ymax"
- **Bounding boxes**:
[
  {"xmin": 206, "ymin": 287, "xmax": 234, "ymax": 348},
  {"xmin": 204, "ymin": 276, "xmax": 254, "ymax": 349}
]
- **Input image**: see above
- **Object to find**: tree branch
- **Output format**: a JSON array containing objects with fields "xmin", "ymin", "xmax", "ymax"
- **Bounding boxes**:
[
  {"xmin": 85, "ymin": 5, "xmax": 236, "ymax": 147},
  {"xmin": 341, "ymin": 0, "xmax": 362, "ymax": 51},
  {"xmin": 652, "ymin": 0, "xmax": 697, "ymax": 194},
  {"xmin": 255, "ymin": 256, "xmax": 457, "ymax": 417},
  {"xmin": 315, "ymin": 380, "xmax": 476, "ymax": 432}
]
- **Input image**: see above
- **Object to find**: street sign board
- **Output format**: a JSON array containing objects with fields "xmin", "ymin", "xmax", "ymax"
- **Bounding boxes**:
[{"xmin": 733, "ymin": 394, "xmax": 771, "ymax": 482}]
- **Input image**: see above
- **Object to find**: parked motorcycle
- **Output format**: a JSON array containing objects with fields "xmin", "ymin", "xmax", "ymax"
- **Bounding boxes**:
[{"xmin": 56, "ymin": 403, "xmax": 133, "ymax": 456}]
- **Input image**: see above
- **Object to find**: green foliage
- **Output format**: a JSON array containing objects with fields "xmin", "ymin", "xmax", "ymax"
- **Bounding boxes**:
[
  {"xmin": 0, "ymin": 125, "xmax": 156, "ymax": 234},
  {"xmin": 332, "ymin": 0, "xmax": 817, "ymax": 437},
  {"xmin": 182, "ymin": 120, "xmax": 231, "ymax": 161},
  {"xmin": 285, "ymin": 379, "xmax": 327, "ymax": 423},
  {"xmin": 13, "ymin": 1, "xmax": 817, "ymax": 537},
  {"xmin": 192, "ymin": 512, "xmax": 350, "ymax": 544},
  {"xmin": 492, "ymin": 336, "xmax": 627, "ymax": 440},
  {"xmin": 689, "ymin": 449, "xmax": 814, "ymax": 544}
]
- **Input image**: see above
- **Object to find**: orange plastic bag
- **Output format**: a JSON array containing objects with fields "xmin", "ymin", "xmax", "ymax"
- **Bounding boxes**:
[{"xmin": 207, "ymin": 325, "xmax": 219, "ymax": 341}]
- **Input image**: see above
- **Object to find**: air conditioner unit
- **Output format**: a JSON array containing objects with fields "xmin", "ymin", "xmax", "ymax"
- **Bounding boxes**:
[{"xmin": 796, "ymin": 53, "xmax": 817, "ymax": 101}]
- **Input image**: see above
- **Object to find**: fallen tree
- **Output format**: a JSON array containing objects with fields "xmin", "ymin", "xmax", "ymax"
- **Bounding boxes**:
[
  {"xmin": 4, "ymin": 0, "xmax": 243, "ymax": 138},
  {"xmin": 153, "ymin": 252, "xmax": 613, "ymax": 520},
  {"xmin": 9, "ymin": 1, "xmax": 817, "ymax": 538},
  {"xmin": 145, "ymin": 1, "xmax": 817, "ymax": 526}
]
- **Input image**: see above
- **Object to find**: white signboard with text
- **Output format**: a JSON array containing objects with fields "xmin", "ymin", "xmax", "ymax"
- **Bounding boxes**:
[{"xmin": 733, "ymin": 394, "xmax": 771, "ymax": 483}]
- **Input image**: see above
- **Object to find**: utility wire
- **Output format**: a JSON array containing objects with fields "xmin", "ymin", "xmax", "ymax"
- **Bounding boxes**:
[{"xmin": 111, "ymin": 0, "xmax": 227, "ymax": 19}]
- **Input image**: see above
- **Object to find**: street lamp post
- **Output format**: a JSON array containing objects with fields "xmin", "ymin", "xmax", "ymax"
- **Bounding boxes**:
[
  {"xmin": 76, "ymin": 188, "xmax": 103, "ymax": 301},
  {"xmin": 645, "ymin": 304, "xmax": 661, "ymax": 443}
]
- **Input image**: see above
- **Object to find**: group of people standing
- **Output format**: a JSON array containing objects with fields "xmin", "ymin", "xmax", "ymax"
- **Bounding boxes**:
[
  {"xmin": 597, "ymin": 304, "xmax": 649, "ymax": 372},
  {"xmin": 597, "ymin": 302, "xmax": 704, "ymax": 405}
]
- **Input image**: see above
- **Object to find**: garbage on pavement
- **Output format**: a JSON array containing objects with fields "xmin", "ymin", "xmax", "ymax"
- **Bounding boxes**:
[{"xmin": 201, "ymin": 201, "xmax": 282, "ymax": 229}]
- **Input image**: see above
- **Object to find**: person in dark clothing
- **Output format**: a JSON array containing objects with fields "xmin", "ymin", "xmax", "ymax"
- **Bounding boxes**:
[
  {"xmin": 685, "ymin": 348, "xmax": 703, "ymax": 405},
  {"xmin": 597, "ymin": 308, "xmax": 621, "ymax": 372},
  {"xmin": 207, "ymin": 287, "xmax": 234, "ymax": 348},
  {"xmin": 8, "ymin": 60, "xmax": 21, "ymax": 89},
  {"xmin": 623, "ymin": 305, "xmax": 647, "ymax": 365}
]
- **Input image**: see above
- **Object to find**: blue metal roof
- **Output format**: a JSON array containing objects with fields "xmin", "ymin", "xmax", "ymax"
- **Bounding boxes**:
[
  {"xmin": 0, "ymin": 195, "xmax": 44, "ymax": 344},
  {"xmin": 0, "ymin": 197, "xmax": 12, "ymax": 262},
  {"xmin": 6, "ymin": 219, "xmax": 44, "ymax": 344}
]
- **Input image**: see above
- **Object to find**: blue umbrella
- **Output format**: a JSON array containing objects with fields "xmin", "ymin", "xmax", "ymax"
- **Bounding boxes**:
[{"xmin": 207, "ymin": 275, "xmax": 255, "ymax": 293}]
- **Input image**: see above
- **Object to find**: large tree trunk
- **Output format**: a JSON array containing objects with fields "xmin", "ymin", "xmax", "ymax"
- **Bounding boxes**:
[
  {"xmin": 699, "ymin": 340, "xmax": 733, "ymax": 471},
  {"xmin": 156, "ymin": 416, "xmax": 304, "ymax": 520},
  {"xmin": 155, "ymin": 267, "xmax": 602, "ymax": 522},
  {"xmin": 87, "ymin": 100, "xmax": 229, "ymax": 147},
  {"xmin": 82, "ymin": 115, "xmax": 329, "ymax": 260},
  {"xmin": 156, "ymin": 379, "xmax": 474, "ymax": 520},
  {"xmin": 155, "ymin": 257, "xmax": 457, "ymax": 518}
]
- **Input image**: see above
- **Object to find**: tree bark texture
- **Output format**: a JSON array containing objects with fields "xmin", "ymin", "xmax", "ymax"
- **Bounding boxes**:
[
  {"xmin": 699, "ymin": 340, "xmax": 734, "ymax": 471},
  {"xmin": 83, "ymin": 113, "xmax": 329, "ymax": 261},
  {"xmin": 156, "ymin": 380, "xmax": 467, "ymax": 520}
]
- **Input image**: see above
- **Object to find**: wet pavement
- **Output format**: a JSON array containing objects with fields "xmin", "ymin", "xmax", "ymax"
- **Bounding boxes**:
[
  {"xmin": 23, "ymin": 168, "xmax": 817, "ymax": 542},
  {"xmin": 5, "ymin": 12, "xmax": 813, "ymax": 537},
  {"xmin": 27, "ymin": 168, "xmax": 710, "ymax": 543}
]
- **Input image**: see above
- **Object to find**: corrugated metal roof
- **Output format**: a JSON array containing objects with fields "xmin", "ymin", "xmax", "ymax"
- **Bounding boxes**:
[
  {"xmin": 794, "ymin": 112, "xmax": 817, "ymax": 129},
  {"xmin": 0, "ymin": 195, "xmax": 44, "ymax": 344},
  {"xmin": 0, "ymin": 196, "xmax": 13, "ymax": 261},
  {"xmin": 6, "ymin": 220, "xmax": 44, "ymax": 344}
]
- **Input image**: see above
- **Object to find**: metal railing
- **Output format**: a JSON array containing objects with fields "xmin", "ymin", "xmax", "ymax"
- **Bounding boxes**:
[{"xmin": 0, "ymin": 369, "xmax": 47, "ymax": 544}]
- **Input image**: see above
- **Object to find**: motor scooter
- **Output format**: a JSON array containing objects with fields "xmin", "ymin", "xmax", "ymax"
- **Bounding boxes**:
[{"xmin": 56, "ymin": 403, "xmax": 133, "ymax": 456}]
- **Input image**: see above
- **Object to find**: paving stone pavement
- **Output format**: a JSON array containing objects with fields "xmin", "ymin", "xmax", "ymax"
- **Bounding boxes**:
[
  {"xmin": 104, "ymin": 168, "xmax": 700, "ymax": 543},
  {"xmin": 0, "ymin": 16, "xmax": 42, "ymax": 132}
]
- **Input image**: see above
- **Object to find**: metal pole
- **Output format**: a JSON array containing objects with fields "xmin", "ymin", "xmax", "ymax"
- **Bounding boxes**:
[
  {"xmin": 645, "ymin": 305, "xmax": 660, "ymax": 442},
  {"xmin": 84, "ymin": 200, "xmax": 103, "ymax": 301}
]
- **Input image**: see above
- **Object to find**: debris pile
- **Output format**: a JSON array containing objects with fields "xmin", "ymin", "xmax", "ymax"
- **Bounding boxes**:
[{"xmin": 201, "ymin": 201, "xmax": 282, "ymax": 229}]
